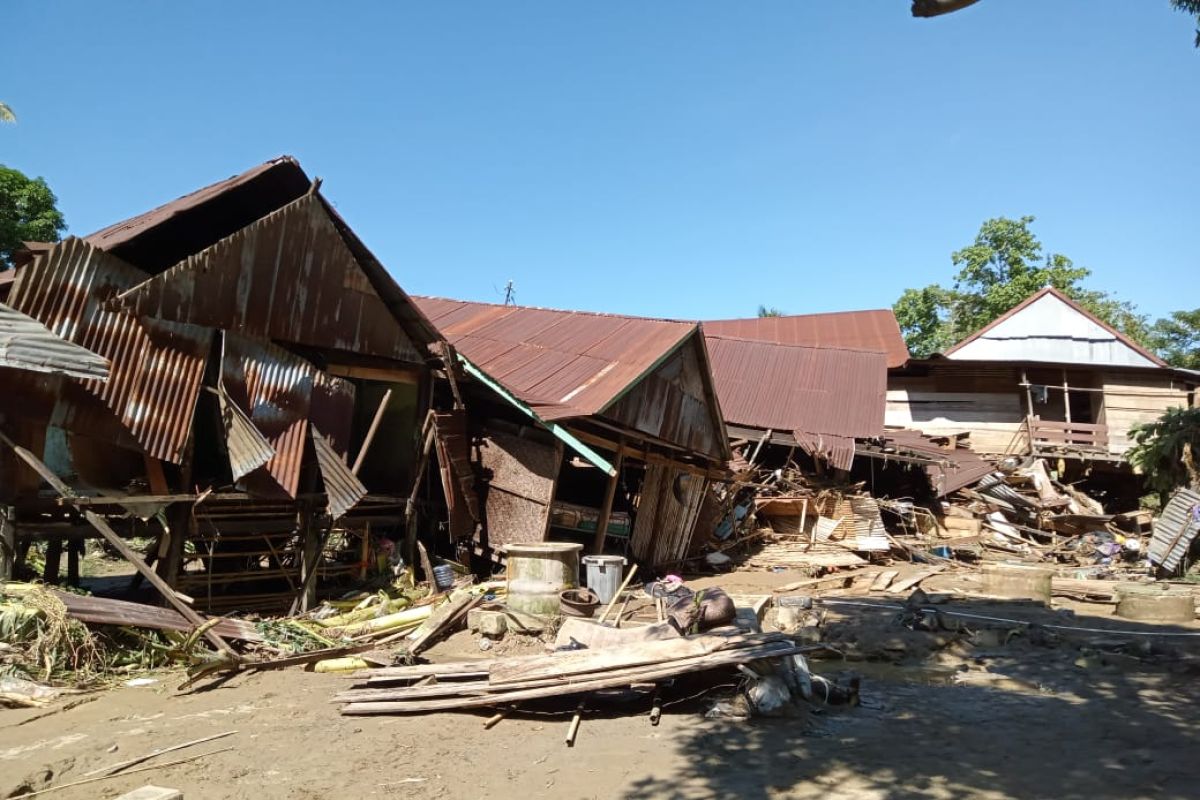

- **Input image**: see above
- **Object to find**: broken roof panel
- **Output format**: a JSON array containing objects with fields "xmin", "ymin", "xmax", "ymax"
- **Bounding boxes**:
[
  {"xmin": 943, "ymin": 287, "xmax": 1165, "ymax": 368},
  {"xmin": 1148, "ymin": 488, "xmax": 1200, "ymax": 573},
  {"xmin": 875, "ymin": 428, "xmax": 995, "ymax": 496},
  {"xmin": 6, "ymin": 238, "xmax": 211, "ymax": 463},
  {"xmin": 703, "ymin": 309, "xmax": 909, "ymax": 369},
  {"xmin": 118, "ymin": 193, "xmax": 424, "ymax": 363},
  {"xmin": 704, "ymin": 334, "xmax": 887, "ymax": 470},
  {"xmin": 0, "ymin": 301, "xmax": 110, "ymax": 381},
  {"xmin": 88, "ymin": 157, "xmax": 441, "ymax": 354}
]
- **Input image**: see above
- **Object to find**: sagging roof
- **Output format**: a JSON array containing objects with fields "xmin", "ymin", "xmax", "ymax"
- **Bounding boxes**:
[
  {"xmin": 705, "ymin": 334, "xmax": 887, "ymax": 470},
  {"xmin": 0, "ymin": 300, "xmax": 110, "ymax": 381},
  {"xmin": 875, "ymin": 428, "xmax": 995, "ymax": 497},
  {"xmin": 943, "ymin": 287, "xmax": 1166, "ymax": 368},
  {"xmin": 415, "ymin": 297, "xmax": 728, "ymax": 459},
  {"xmin": 703, "ymin": 309, "xmax": 909, "ymax": 369},
  {"xmin": 85, "ymin": 156, "xmax": 442, "ymax": 354}
]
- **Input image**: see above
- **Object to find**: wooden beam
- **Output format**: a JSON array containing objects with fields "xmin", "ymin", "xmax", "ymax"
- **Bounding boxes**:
[
  {"xmin": 326, "ymin": 363, "xmax": 422, "ymax": 385},
  {"xmin": 590, "ymin": 449, "xmax": 625, "ymax": 555},
  {"xmin": 0, "ymin": 429, "xmax": 235, "ymax": 657},
  {"xmin": 352, "ymin": 388, "xmax": 393, "ymax": 475}
]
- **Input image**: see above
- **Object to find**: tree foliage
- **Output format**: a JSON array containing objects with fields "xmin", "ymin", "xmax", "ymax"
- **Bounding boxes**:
[
  {"xmin": 1174, "ymin": 0, "xmax": 1200, "ymax": 47},
  {"xmin": 1127, "ymin": 406, "xmax": 1200, "ymax": 504},
  {"xmin": 1149, "ymin": 309, "xmax": 1200, "ymax": 369},
  {"xmin": 757, "ymin": 305, "xmax": 784, "ymax": 318},
  {"xmin": 0, "ymin": 166, "xmax": 66, "ymax": 269},
  {"xmin": 0, "ymin": 103, "xmax": 14, "ymax": 123},
  {"xmin": 894, "ymin": 216, "xmax": 1147, "ymax": 358}
]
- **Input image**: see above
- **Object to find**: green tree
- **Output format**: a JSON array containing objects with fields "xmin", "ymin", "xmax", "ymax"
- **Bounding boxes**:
[
  {"xmin": 0, "ymin": 166, "xmax": 67, "ymax": 269},
  {"xmin": 894, "ymin": 216, "xmax": 1147, "ymax": 358},
  {"xmin": 757, "ymin": 305, "xmax": 784, "ymax": 318},
  {"xmin": 0, "ymin": 103, "xmax": 14, "ymax": 123},
  {"xmin": 1150, "ymin": 309, "xmax": 1200, "ymax": 369},
  {"xmin": 1174, "ymin": 0, "xmax": 1200, "ymax": 47},
  {"xmin": 1127, "ymin": 407, "xmax": 1200, "ymax": 506}
]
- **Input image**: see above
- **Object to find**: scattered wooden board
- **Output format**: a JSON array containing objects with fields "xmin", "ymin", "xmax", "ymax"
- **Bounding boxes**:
[{"xmin": 870, "ymin": 570, "xmax": 899, "ymax": 592}]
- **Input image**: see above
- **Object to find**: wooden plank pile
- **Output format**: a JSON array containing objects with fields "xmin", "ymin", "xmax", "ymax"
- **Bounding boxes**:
[{"xmin": 335, "ymin": 630, "xmax": 804, "ymax": 716}]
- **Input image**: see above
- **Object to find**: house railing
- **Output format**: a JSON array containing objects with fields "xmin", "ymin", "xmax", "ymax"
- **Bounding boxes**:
[{"xmin": 1026, "ymin": 416, "xmax": 1109, "ymax": 453}]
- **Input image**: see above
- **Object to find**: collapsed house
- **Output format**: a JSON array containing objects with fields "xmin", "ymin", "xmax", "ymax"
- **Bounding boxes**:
[
  {"xmin": 413, "ymin": 297, "xmax": 730, "ymax": 568},
  {"xmin": 0, "ymin": 157, "xmax": 445, "ymax": 612},
  {"xmin": 888, "ymin": 288, "xmax": 1197, "ymax": 505}
]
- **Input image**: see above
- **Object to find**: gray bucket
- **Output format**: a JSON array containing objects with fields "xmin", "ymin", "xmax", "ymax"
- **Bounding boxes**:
[
  {"xmin": 582, "ymin": 555, "xmax": 627, "ymax": 604},
  {"xmin": 432, "ymin": 564, "xmax": 456, "ymax": 592}
]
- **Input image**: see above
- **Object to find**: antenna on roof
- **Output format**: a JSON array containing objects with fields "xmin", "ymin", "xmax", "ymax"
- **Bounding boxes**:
[{"xmin": 503, "ymin": 280, "xmax": 516, "ymax": 306}]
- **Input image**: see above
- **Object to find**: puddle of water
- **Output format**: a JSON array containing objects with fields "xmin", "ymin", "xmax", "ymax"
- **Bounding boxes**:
[{"xmin": 821, "ymin": 660, "xmax": 960, "ymax": 687}]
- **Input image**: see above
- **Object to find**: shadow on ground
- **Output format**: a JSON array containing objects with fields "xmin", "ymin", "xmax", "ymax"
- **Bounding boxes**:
[{"xmin": 622, "ymin": 594, "xmax": 1200, "ymax": 800}]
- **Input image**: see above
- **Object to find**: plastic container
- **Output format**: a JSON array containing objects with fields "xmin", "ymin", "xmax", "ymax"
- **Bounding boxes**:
[
  {"xmin": 559, "ymin": 588, "xmax": 601, "ymax": 618},
  {"xmin": 432, "ymin": 564, "xmax": 456, "ymax": 592},
  {"xmin": 581, "ymin": 554, "xmax": 627, "ymax": 604},
  {"xmin": 503, "ymin": 542, "xmax": 584, "ymax": 616}
]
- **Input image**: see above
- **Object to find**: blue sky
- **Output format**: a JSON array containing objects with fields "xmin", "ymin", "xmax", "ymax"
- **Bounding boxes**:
[{"xmin": 2, "ymin": 1, "xmax": 1196, "ymax": 321}]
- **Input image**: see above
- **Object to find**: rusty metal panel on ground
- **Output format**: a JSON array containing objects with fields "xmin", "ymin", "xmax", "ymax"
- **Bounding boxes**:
[
  {"xmin": 220, "ymin": 332, "xmax": 314, "ymax": 498},
  {"xmin": 119, "ymin": 193, "xmax": 422, "ymax": 363},
  {"xmin": 6, "ymin": 238, "xmax": 211, "ymax": 463},
  {"xmin": 478, "ymin": 428, "xmax": 560, "ymax": 548}
]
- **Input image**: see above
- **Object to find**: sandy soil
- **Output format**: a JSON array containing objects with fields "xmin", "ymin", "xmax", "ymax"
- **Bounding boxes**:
[{"xmin": 4, "ymin": 568, "xmax": 1200, "ymax": 800}]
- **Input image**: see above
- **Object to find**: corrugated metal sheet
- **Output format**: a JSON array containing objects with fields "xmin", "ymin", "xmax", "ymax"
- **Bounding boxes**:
[
  {"xmin": 1149, "ymin": 489, "xmax": 1200, "ymax": 573},
  {"xmin": 705, "ymin": 334, "xmax": 887, "ymax": 471},
  {"xmin": 311, "ymin": 427, "xmax": 367, "ymax": 520},
  {"xmin": 874, "ymin": 428, "xmax": 995, "ymax": 496},
  {"xmin": 703, "ymin": 310, "xmax": 909, "ymax": 369},
  {"xmin": 217, "ymin": 384, "xmax": 276, "ymax": 481},
  {"xmin": 86, "ymin": 156, "xmax": 441, "ymax": 352},
  {"xmin": 945, "ymin": 287, "xmax": 1164, "ymax": 368},
  {"xmin": 118, "ymin": 193, "xmax": 423, "ymax": 363},
  {"xmin": 415, "ymin": 296, "xmax": 698, "ymax": 420},
  {"xmin": 0, "ymin": 300, "xmax": 110, "ymax": 380},
  {"xmin": 221, "ymin": 332, "xmax": 314, "ymax": 498},
  {"xmin": 6, "ymin": 238, "xmax": 212, "ymax": 463}
]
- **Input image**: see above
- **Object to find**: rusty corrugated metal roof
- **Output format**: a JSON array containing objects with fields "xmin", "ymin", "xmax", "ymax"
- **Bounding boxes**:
[
  {"xmin": 703, "ymin": 310, "xmax": 909, "ymax": 369},
  {"xmin": 875, "ymin": 428, "xmax": 995, "ymax": 496},
  {"xmin": 119, "ymin": 193, "xmax": 424, "ymax": 363},
  {"xmin": 705, "ymin": 334, "xmax": 887, "ymax": 470},
  {"xmin": 0, "ymin": 301, "xmax": 110, "ymax": 380},
  {"xmin": 86, "ymin": 157, "xmax": 441, "ymax": 353},
  {"xmin": 221, "ymin": 333, "xmax": 314, "ymax": 498},
  {"xmin": 415, "ymin": 297, "xmax": 697, "ymax": 420},
  {"xmin": 6, "ymin": 238, "xmax": 211, "ymax": 463},
  {"xmin": 217, "ymin": 384, "xmax": 276, "ymax": 482}
]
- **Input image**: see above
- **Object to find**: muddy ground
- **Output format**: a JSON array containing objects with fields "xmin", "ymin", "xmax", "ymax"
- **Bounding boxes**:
[{"xmin": 4, "ymin": 569, "xmax": 1200, "ymax": 800}]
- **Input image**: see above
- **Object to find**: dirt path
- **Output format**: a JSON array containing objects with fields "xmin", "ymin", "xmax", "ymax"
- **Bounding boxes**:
[{"xmin": 5, "ymin": 574, "xmax": 1200, "ymax": 799}]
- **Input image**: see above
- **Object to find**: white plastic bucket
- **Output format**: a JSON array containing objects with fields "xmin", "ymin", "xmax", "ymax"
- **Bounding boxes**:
[{"xmin": 582, "ymin": 555, "xmax": 627, "ymax": 604}]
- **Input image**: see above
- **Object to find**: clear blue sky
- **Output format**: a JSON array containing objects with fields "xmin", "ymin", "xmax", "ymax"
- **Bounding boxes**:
[{"xmin": 2, "ymin": 1, "xmax": 1196, "ymax": 321}]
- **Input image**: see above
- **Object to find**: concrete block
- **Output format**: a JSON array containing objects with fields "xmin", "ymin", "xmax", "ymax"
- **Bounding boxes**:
[
  {"xmin": 468, "ymin": 608, "xmax": 507, "ymax": 637},
  {"xmin": 116, "ymin": 787, "xmax": 183, "ymax": 800}
]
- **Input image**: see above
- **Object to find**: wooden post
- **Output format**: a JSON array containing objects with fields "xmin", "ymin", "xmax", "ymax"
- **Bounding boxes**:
[
  {"xmin": 0, "ymin": 430, "xmax": 234, "ymax": 656},
  {"xmin": 590, "ymin": 449, "xmax": 624, "ymax": 555},
  {"xmin": 1021, "ymin": 369, "xmax": 1033, "ymax": 417},
  {"xmin": 352, "ymin": 389, "xmax": 393, "ymax": 476},
  {"xmin": 66, "ymin": 539, "xmax": 82, "ymax": 586},
  {"xmin": 1062, "ymin": 369, "xmax": 1071, "ymax": 425},
  {"xmin": 44, "ymin": 539, "xmax": 62, "ymax": 585},
  {"xmin": 299, "ymin": 503, "xmax": 320, "ymax": 613},
  {"xmin": 0, "ymin": 506, "xmax": 14, "ymax": 581}
]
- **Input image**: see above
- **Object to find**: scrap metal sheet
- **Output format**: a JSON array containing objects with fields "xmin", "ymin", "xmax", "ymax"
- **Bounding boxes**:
[
  {"xmin": 0, "ymin": 301, "xmax": 110, "ymax": 380},
  {"xmin": 311, "ymin": 427, "xmax": 367, "ymax": 520},
  {"xmin": 221, "ymin": 332, "xmax": 314, "ymax": 498},
  {"xmin": 119, "ymin": 193, "xmax": 422, "ymax": 363},
  {"xmin": 6, "ymin": 238, "xmax": 211, "ymax": 463}
]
